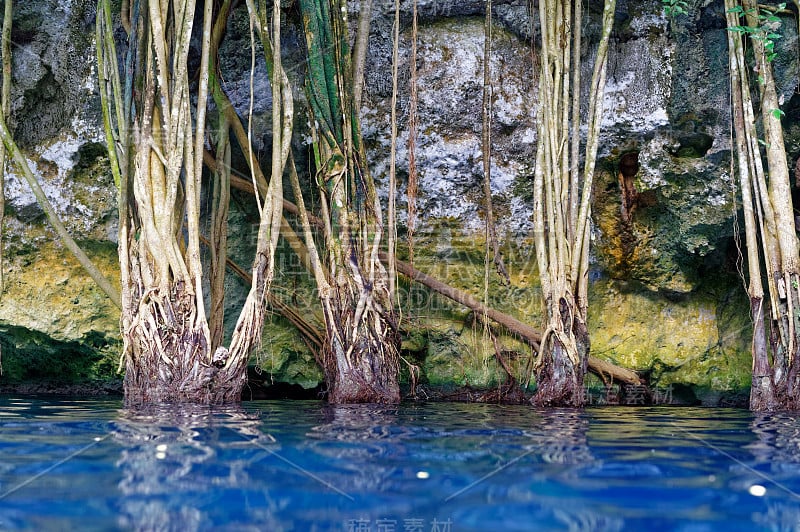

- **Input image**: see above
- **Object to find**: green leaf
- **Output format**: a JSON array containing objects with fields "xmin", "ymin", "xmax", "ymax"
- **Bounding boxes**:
[{"xmin": 664, "ymin": 0, "xmax": 689, "ymax": 16}]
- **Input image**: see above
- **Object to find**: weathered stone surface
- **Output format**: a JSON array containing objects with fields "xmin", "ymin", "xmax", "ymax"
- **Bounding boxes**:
[
  {"xmin": 5, "ymin": 0, "xmax": 99, "ymax": 148},
  {"xmin": 6, "ymin": 0, "xmax": 799, "ymax": 401},
  {"xmin": 363, "ymin": 17, "xmax": 537, "ymax": 236},
  {"xmin": 0, "ymin": 242, "xmax": 120, "ymax": 385},
  {"xmin": 587, "ymin": 278, "xmax": 751, "ymax": 392},
  {"xmin": 357, "ymin": 0, "xmax": 777, "ymax": 398},
  {"xmin": 0, "ymin": 0, "xmax": 121, "ymax": 387}
]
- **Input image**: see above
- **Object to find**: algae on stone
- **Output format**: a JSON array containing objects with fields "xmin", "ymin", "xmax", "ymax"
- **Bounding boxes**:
[
  {"xmin": 0, "ymin": 241, "xmax": 121, "ymax": 384},
  {"xmin": 0, "ymin": 0, "xmax": 770, "ymax": 402}
]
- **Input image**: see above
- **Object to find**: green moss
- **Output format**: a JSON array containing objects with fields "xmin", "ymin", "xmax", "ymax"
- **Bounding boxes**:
[
  {"xmin": 254, "ymin": 318, "xmax": 323, "ymax": 389},
  {"xmin": 0, "ymin": 325, "xmax": 121, "ymax": 384},
  {"xmin": 423, "ymin": 327, "xmax": 500, "ymax": 388},
  {"xmin": 587, "ymin": 274, "xmax": 751, "ymax": 393},
  {"xmin": 401, "ymin": 328, "xmax": 428, "ymax": 352},
  {"xmin": 0, "ymin": 208, "xmax": 752, "ymax": 400}
]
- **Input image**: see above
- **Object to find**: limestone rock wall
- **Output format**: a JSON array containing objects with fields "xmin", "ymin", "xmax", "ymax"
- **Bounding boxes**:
[
  {"xmin": 357, "ymin": 0, "xmax": 795, "ymax": 402},
  {"xmin": 3, "ymin": 0, "xmax": 798, "ymax": 401},
  {"xmin": 0, "ymin": 0, "xmax": 121, "ymax": 387}
]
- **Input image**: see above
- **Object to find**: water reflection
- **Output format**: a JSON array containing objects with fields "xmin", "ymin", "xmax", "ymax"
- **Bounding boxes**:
[
  {"xmin": 748, "ymin": 414, "xmax": 800, "ymax": 531},
  {"xmin": 517, "ymin": 410, "xmax": 621, "ymax": 531},
  {"xmin": 419, "ymin": 406, "xmax": 615, "ymax": 532},
  {"xmin": 532, "ymin": 409, "xmax": 594, "ymax": 465},
  {"xmin": 10, "ymin": 400, "xmax": 798, "ymax": 530},
  {"xmin": 749, "ymin": 413, "xmax": 800, "ymax": 467},
  {"xmin": 112, "ymin": 404, "xmax": 277, "ymax": 531},
  {"xmin": 311, "ymin": 404, "xmax": 403, "ymax": 442},
  {"xmin": 305, "ymin": 405, "xmax": 404, "ymax": 493}
]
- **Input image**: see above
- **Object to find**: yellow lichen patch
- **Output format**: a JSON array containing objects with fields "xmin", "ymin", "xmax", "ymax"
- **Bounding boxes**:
[
  {"xmin": 587, "ymin": 278, "xmax": 751, "ymax": 391},
  {"xmin": 589, "ymin": 281, "xmax": 717, "ymax": 367},
  {"xmin": 0, "ymin": 241, "xmax": 120, "ymax": 342}
]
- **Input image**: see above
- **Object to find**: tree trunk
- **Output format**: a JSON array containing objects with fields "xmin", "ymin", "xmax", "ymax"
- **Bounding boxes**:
[
  {"xmin": 725, "ymin": 0, "xmax": 800, "ymax": 410},
  {"xmin": 121, "ymin": 281, "xmax": 237, "ymax": 404},
  {"xmin": 296, "ymin": 0, "xmax": 400, "ymax": 403},
  {"xmin": 748, "ymin": 297, "xmax": 777, "ymax": 410},
  {"xmin": 532, "ymin": 310, "xmax": 588, "ymax": 407},
  {"xmin": 97, "ymin": 0, "xmax": 287, "ymax": 404},
  {"xmin": 530, "ymin": 0, "xmax": 616, "ymax": 406},
  {"xmin": 115, "ymin": 0, "xmax": 235, "ymax": 404},
  {"xmin": 322, "ymin": 290, "xmax": 400, "ymax": 404}
]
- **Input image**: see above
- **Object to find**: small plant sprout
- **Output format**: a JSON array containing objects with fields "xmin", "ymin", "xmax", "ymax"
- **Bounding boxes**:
[
  {"xmin": 727, "ymin": 3, "xmax": 786, "ymax": 63},
  {"xmin": 663, "ymin": 0, "xmax": 689, "ymax": 16}
]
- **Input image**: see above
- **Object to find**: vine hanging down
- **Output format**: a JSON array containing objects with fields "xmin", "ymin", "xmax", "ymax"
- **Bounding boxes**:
[{"xmin": 530, "ymin": 0, "xmax": 617, "ymax": 406}]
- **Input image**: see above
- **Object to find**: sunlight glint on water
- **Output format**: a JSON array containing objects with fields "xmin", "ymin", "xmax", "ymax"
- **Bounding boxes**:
[{"xmin": 1, "ymin": 398, "xmax": 800, "ymax": 530}]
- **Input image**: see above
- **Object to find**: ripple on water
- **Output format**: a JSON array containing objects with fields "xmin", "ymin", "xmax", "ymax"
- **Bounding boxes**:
[{"xmin": 0, "ymin": 400, "xmax": 799, "ymax": 530}]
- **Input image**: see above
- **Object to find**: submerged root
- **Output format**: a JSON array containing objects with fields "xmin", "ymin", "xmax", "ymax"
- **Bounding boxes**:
[
  {"xmin": 531, "ymin": 319, "xmax": 588, "ymax": 407},
  {"xmin": 123, "ymin": 284, "xmax": 246, "ymax": 405},
  {"xmin": 322, "ymin": 296, "xmax": 400, "ymax": 404}
]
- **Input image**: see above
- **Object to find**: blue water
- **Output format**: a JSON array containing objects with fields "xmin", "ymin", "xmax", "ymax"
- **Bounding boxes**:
[{"xmin": 1, "ymin": 399, "xmax": 800, "ymax": 531}]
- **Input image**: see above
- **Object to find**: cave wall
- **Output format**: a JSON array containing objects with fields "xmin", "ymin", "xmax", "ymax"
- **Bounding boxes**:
[
  {"xmin": 2, "ymin": 0, "xmax": 798, "ymax": 402},
  {"xmin": 0, "ymin": 0, "xmax": 121, "ymax": 391},
  {"xmin": 356, "ymin": 0, "xmax": 785, "ymax": 402}
]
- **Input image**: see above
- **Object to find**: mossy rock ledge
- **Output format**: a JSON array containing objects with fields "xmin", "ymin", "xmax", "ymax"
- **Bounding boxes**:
[{"xmin": 6, "ymin": 0, "xmax": 796, "ymax": 405}]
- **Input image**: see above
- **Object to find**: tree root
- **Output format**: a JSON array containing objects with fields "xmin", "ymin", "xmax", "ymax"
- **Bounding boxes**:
[
  {"xmin": 380, "ymin": 252, "xmax": 642, "ymax": 386},
  {"xmin": 229, "ymin": 175, "xmax": 643, "ymax": 388}
]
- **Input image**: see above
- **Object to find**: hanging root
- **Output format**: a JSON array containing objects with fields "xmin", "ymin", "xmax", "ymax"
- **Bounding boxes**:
[{"xmin": 400, "ymin": 354, "xmax": 420, "ymax": 396}]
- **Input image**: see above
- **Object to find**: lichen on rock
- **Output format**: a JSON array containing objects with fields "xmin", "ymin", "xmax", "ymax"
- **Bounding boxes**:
[
  {"xmin": 0, "ymin": 0, "xmax": 121, "ymax": 390},
  {"xmin": 4, "ymin": 0, "xmax": 799, "ymax": 403}
]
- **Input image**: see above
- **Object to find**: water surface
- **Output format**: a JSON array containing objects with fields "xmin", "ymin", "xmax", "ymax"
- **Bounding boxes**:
[{"xmin": 1, "ymin": 398, "xmax": 799, "ymax": 530}]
